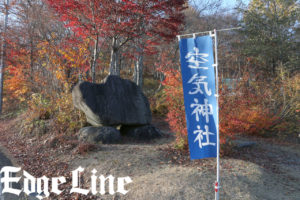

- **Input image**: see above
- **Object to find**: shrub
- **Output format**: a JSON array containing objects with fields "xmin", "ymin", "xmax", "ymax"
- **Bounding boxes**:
[
  {"xmin": 54, "ymin": 91, "xmax": 86, "ymax": 134},
  {"xmin": 159, "ymin": 67, "xmax": 279, "ymax": 150},
  {"xmin": 269, "ymin": 69, "xmax": 300, "ymax": 137},
  {"xmin": 23, "ymin": 86, "xmax": 86, "ymax": 135},
  {"xmin": 159, "ymin": 68, "xmax": 188, "ymax": 148},
  {"xmin": 150, "ymin": 88, "xmax": 169, "ymax": 116},
  {"xmin": 219, "ymin": 73, "xmax": 278, "ymax": 140}
]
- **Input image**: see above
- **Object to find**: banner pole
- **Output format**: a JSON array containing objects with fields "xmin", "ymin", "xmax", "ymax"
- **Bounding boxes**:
[{"xmin": 214, "ymin": 29, "xmax": 220, "ymax": 200}]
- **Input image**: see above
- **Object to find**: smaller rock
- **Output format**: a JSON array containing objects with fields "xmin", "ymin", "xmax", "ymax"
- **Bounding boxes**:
[
  {"xmin": 233, "ymin": 140, "xmax": 257, "ymax": 149},
  {"xmin": 120, "ymin": 125, "xmax": 163, "ymax": 141},
  {"xmin": 78, "ymin": 126, "xmax": 121, "ymax": 144}
]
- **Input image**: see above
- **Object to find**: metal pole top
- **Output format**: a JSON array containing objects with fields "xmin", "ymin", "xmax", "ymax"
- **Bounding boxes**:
[{"xmin": 177, "ymin": 27, "xmax": 242, "ymax": 39}]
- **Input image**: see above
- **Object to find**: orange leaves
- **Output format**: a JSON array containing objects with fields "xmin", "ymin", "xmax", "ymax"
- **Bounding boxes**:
[
  {"xmin": 58, "ymin": 38, "xmax": 90, "ymax": 71},
  {"xmin": 37, "ymin": 36, "xmax": 91, "ymax": 89},
  {"xmin": 157, "ymin": 55, "xmax": 187, "ymax": 148},
  {"xmin": 5, "ymin": 64, "xmax": 29, "ymax": 102},
  {"xmin": 219, "ymin": 74, "xmax": 278, "ymax": 137},
  {"xmin": 54, "ymin": 69, "xmax": 66, "ymax": 81},
  {"xmin": 4, "ymin": 32, "xmax": 91, "ymax": 111}
]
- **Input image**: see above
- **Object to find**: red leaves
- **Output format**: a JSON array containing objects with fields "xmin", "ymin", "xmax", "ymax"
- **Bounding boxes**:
[
  {"xmin": 46, "ymin": 0, "xmax": 185, "ymax": 52},
  {"xmin": 156, "ymin": 53, "xmax": 187, "ymax": 148},
  {"xmin": 158, "ymin": 54, "xmax": 278, "ymax": 150},
  {"xmin": 219, "ymin": 74, "xmax": 278, "ymax": 137}
]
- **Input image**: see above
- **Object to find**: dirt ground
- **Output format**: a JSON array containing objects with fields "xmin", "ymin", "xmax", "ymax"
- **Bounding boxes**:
[
  {"xmin": 0, "ymin": 115, "xmax": 299, "ymax": 200},
  {"xmin": 69, "ymin": 135, "xmax": 300, "ymax": 200}
]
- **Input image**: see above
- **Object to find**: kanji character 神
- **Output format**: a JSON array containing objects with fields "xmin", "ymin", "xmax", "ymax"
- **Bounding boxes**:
[{"xmin": 190, "ymin": 98, "xmax": 213, "ymax": 123}]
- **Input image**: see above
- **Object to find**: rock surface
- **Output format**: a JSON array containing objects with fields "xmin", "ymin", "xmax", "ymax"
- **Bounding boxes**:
[
  {"xmin": 120, "ymin": 124, "xmax": 163, "ymax": 141},
  {"xmin": 72, "ymin": 75, "xmax": 152, "ymax": 126},
  {"xmin": 233, "ymin": 140, "xmax": 257, "ymax": 149},
  {"xmin": 78, "ymin": 126, "xmax": 121, "ymax": 144}
]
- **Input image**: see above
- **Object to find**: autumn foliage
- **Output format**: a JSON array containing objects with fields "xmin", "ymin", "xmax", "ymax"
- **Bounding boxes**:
[
  {"xmin": 3, "ymin": 0, "xmax": 186, "ymax": 134},
  {"xmin": 4, "ymin": 34, "xmax": 88, "ymax": 133},
  {"xmin": 158, "ymin": 52, "xmax": 284, "ymax": 150},
  {"xmin": 160, "ymin": 69, "xmax": 187, "ymax": 148},
  {"xmin": 218, "ymin": 74, "xmax": 279, "ymax": 142},
  {"xmin": 1, "ymin": 0, "xmax": 298, "ymax": 155}
]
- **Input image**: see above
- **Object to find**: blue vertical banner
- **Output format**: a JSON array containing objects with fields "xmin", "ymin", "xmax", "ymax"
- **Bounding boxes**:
[{"xmin": 179, "ymin": 35, "xmax": 218, "ymax": 160}]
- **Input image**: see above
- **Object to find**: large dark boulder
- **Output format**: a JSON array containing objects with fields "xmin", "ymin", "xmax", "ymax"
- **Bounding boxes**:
[
  {"xmin": 72, "ymin": 75, "xmax": 152, "ymax": 126},
  {"xmin": 78, "ymin": 126, "xmax": 121, "ymax": 144}
]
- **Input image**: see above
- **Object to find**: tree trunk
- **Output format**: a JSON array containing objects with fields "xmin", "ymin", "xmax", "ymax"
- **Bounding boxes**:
[
  {"xmin": 134, "ymin": 53, "xmax": 144, "ymax": 87},
  {"xmin": 133, "ymin": 45, "xmax": 144, "ymax": 87},
  {"xmin": 29, "ymin": 34, "xmax": 35, "ymax": 80},
  {"xmin": 91, "ymin": 35, "xmax": 99, "ymax": 83},
  {"xmin": 109, "ymin": 37, "xmax": 120, "ymax": 76},
  {"xmin": 0, "ymin": 0, "xmax": 9, "ymax": 114}
]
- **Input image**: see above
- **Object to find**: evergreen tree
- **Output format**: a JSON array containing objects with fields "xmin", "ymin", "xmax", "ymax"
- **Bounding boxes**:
[{"xmin": 239, "ymin": 0, "xmax": 299, "ymax": 75}]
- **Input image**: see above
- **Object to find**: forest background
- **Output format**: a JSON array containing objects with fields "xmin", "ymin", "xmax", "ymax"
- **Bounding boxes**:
[{"xmin": 0, "ymin": 0, "xmax": 299, "ymax": 153}]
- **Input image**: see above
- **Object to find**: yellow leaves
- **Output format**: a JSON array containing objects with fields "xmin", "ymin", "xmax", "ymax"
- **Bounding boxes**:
[
  {"xmin": 58, "ymin": 40, "xmax": 90, "ymax": 68},
  {"xmin": 53, "ymin": 92, "xmax": 86, "ymax": 132},
  {"xmin": 34, "ymin": 37, "xmax": 92, "ymax": 94},
  {"xmin": 37, "ymin": 41, "xmax": 51, "ymax": 57},
  {"xmin": 18, "ymin": 97, "xmax": 26, "ymax": 102},
  {"xmin": 55, "ymin": 69, "xmax": 65, "ymax": 81},
  {"xmin": 16, "ymin": 87, "xmax": 28, "ymax": 95},
  {"xmin": 63, "ymin": 82, "xmax": 70, "ymax": 92},
  {"xmin": 51, "ymin": 32, "xmax": 57, "ymax": 39}
]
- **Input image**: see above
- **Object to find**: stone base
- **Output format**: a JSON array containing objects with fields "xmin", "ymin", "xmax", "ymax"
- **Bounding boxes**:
[
  {"xmin": 78, "ymin": 126, "xmax": 121, "ymax": 144},
  {"xmin": 120, "ymin": 125, "xmax": 163, "ymax": 141}
]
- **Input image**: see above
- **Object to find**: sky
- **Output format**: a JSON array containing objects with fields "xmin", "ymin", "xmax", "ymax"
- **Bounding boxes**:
[
  {"xmin": 219, "ymin": 0, "xmax": 251, "ymax": 14},
  {"xmin": 223, "ymin": 0, "xmax": 250, "ymax": 9},
  {"xmin": 191, "ymin": 0, "xmax": 250, "ymax": 14}
]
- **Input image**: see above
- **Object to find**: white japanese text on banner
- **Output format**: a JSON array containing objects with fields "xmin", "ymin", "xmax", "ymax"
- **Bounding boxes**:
[{"xmin": 179, "ymin": 35, "xmax": 217, "ymax": 160}]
